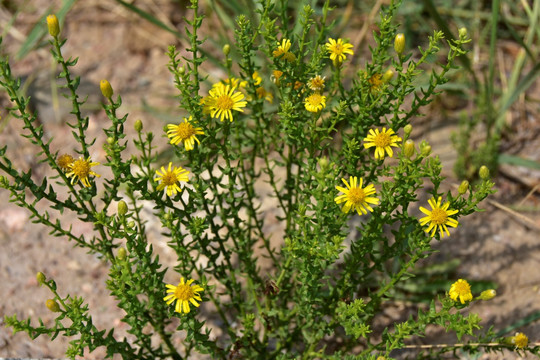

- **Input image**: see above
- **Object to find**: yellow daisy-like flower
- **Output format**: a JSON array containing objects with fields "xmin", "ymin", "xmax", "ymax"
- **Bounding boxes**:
[
  {"xmin": 368, "ymin": 73, "xmax": 383, "ymax": 93},
  {"xmin": 57, "ymin": 154, "xmax": 74, "ymax": 171},
  {"xmin": 252, "ymin": 71, "xmax": 262, "ymax": 86},
  {"xmin": 308, "ymin": 75, "xmax": 325, "ymax": 92},
  {"xmin": 448, "ymin": 279, "xmax": 473, "ymax": 304},
  {"xmin": 154, "ymin": 162, "xmax": 189, "ymax": 197},
  {"xmin": 304, "ymin": 93, "xmax": 326, "ymax": 113},
  {"xmin": 335, "ymin": 176, "xmax": 379, "ymax": 215},
  {"xmin": 166, "ymin": 116, "xmax": 204, "ymax": 151},
  {"xmin": 164, "ymin": 277, "xmax": 204, "ymax": 314},
  {"xmin": 222, "ymin": 77, "xmax": 247, "ymax": 89},
  {"xmin": 512, "ymin": 332, "xmax": 529, "ymax": 349},
  {"xmin": 419, "ymin": 197, "xmax": 459, "ymax": 237},
  {"xmin": 271, "ymin": 70, "xmax": 283, "ymax": 85},
  {"xmin": 273, "ymin": 38, "xmax": 296, "ymax": 62},
  {"xmin": 66, "ymin": 157, "xmax": 100, "ymax": 188},
  {"xmin": 363, "ymin": 127, "xmax": 402, "ymax": 159},
  {"xmin": 207, "ymin": 84, "xmax": 247, "ymax": 122},
  {"xmin": 256, "ymin": 87, "xmax": 274, "ymax": 103},
  {"xmin": 326, "ymin": 38, "xmax": 354, "ymax": 65}
]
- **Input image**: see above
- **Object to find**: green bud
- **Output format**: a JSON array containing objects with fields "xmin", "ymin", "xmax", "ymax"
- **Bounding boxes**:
[
  {"xmin": 223, "ymin": 44, "xmax": 230, "ymax": 56},
  {"xmin": 46, "ymin": 299, "xmax": 61, "ymax": 312},
  {"xmin": 179, "ymin": 66, "xmax": 185, "ymax": 75},
  {"xmin": 107, "ymin": 137, "xmax": 115, "ymax": 145},
  {"xmin": 479, "ymin": 165, "xmax": 490, "ymax": 180},
  {"xmin": 420, "ymin": 142, "xmax": 431, "ymax": 156},
  {"xmin": 0, "ymin": 175, "xmax": 8, "ymax": 188},
  {"xmin": 382, "ymin": 69, "xmax": 394, "ymax": 83},
  {"xmin": 100, "ymin": 79, "xmax": 113, "ymax": 98},
  {"xmin": 134, "ymin": 119, "xmax": 143, "ymax": 132},
  {"xmin": 458, "ymin": 27, "xmax": 468, "ymax": 39},
  {"xmin": 36, "ymin": 272, "xmax": 46, "ymax": 285},
  {"xmin": 403, "ymin": 139, "xmax": 415, "ymax": 158},
  {"xmin": 394, "ymin": 33, "xmax": 405, "ymax": 55},
  {"xmin": 118, "ymin": 200, "xmax": 128, "ymax": 216},
  {"xmin": 117, "ymin": 247, "xmax": 127, "ymax": 261},
  {"xmin": 318, "ymin": 156, "xmax": 329, "ymax": 170},
  {"xmin": 403, "ymin": 124, "xmax": 412, "ymax": 137},
  {"xmin": 127, "ymin": 221, "xmax": 136, "ymax": 229},
  {"xmin": 458, "ymin": 180, "xmax": 469, "ymax": 195},
  {"xmin": 477, "ymin": 289, "xmax": 496, "ymax": 301}
]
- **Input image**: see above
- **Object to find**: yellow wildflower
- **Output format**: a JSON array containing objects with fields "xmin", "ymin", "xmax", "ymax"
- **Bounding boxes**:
[
  {"xmin": 449, "ymin": 279, "xmax": 473, "ymax": 304},
  {"xmin": 363, "ymin": 127, "xmax": 402, "ymax": 159},
  {"xmin": 419, "ymin": 197, "xmax": 459, "ymax": 237},
  {"xmin": 66, "ymin": 157, "xmax": 100, "ymax": 188},
  {"xmin": 154, "ymin": 162, "xmax": 189, "ymax": 197},
  {"xmin": 326, "ymin": 38, "xmax": 354, "ymax": 65},
  {"xmin": 207, "ymin": 84, "xmax": 247, "ymax": 122},
  {"xmin": 166, "ymin": 116, "xmax": 204, "ymax": 151},
  {"xmin": 164, "ymin": 277, "xmax": 204, "ymax": 314},
  {"xmin": 335, "ymin": 176, "xmax": 379, "ymax": 215}
]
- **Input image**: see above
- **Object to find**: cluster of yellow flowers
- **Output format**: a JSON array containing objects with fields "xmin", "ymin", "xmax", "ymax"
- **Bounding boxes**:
[{"xmin": 334, "ymin": 127, "xmax": 460, "ymax": 238}]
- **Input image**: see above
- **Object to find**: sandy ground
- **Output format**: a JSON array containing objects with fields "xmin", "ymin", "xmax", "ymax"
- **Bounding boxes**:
[{"xmin": 1, "ymin": 1, "xmax": 540, "ymax": 359}]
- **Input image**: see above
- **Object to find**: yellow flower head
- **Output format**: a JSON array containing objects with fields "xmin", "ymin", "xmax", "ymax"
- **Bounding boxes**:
[
  {"xmin": 166, "ymin": 116, "xmax": 204, "ymax": 151},
  {"xmin": 448, "ymin": 279, "xmax": 473, "ymax": 304},
  {"xmin": 252, "ymin": 71, "xmax": 262, "ymax": 86},
  {"xmin": 207, "ymin": 84, "xmax": 247, "ymax": 122},
  {"xmin": 308, "ymin": 75, "xmax": 325, "ymax": 92},
  {"xmin": 512, "ymin": 332, "xmax": 529, "ymax": 349},
  {"xmin": 335, "ymin": 176, "xmax": 379, "ymax": 215},
  {"xmin": 271, "ymin": 70, "xmax": 284, "ymax": 85},
  {"xmin": 304, "ymin": 93, "xmax": 326, "ymax": 113},
  {"xmin": 419, "ymin": 197, "xmax": 459, "ymax": 237},
  {"xmin": 66, "ymin": 157, "xmax": 100, "ymax": 188},
  {"xmin": 57, "ymin": 153, "xmax": 74, "ymax": 171},
  {"xmin": 326, "ymin": 38, "xmax": 354, "ymax": 65},
  {"xmin": 164, "ymin": 277, "xmax": 204, "ymax": 314},
  {"xmin": 221, "ymin": 77, "xmax": 247, "ymax": 89},
  {"xmin": 363, "ymin": 127, "xmax": 402, "ymax": 159},
  {"xmin": 273, "ymin": 38, "xmax": 296, "ymax": 62},
  {"xmin": 256, "ymin": 87, "xmax": 274, "ymax": 103},
  {"xmin": 154, "ymin": 162, "xmax": 189, "ymax": 197},
  {"xmin": 369, "ymin": 73, "xmax": 383, "ymax": 94}
]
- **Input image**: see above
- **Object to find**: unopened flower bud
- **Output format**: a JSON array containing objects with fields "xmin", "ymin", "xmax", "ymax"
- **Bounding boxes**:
[
  {"xmin": 134, "ymin": 119, "xmax": 143, "ymax": 132},
  {"xmin": 403, "ymin": 124, "xmax": 412, "ymax": 137},
  {"xmin": 403, "ymin": 139, "xmax": 415, "ymax": 158},
  {"xmin": 458, "ymin": 180, "xmax": 469, "ymax": 195},
  {"xmin": 0, "ymin": 175, "xmax": 8, "ymax": 188},
  {"xmin": 46, "ymin": 15, "xmax": 60, "ymax": 37},
  {"xmin": 117, "ymin": 247, "xmax": 127, "ymax": 261},
  {"xmin": 107, "ymin": 137, "xmax": 115, "ymax": 145},
  {"xmin": 179, "ymin": 66, "xmax": 185, "ymax": 75},
  {"xmin": 36, "ymin": 272, "xmax": 46, "ymax": 285},
  {"xmin": 223, "ymin": 44, "xmax": 230, "ymax": 56},
  {"xmin": 318, "ymin": 156, "xmax": 329, "ymax": 170},
  {"xmin": 420, "ymin": 142, "xmax": 431, "ymax": 156},
  {"xmin": 459, "ymin": 27, "xmax": 468, "ymax": 39},
  {"xmin": 118, "ymin": 200, "xmax": 128, "ymax": 216},
  {"xmin": 127, "ymin": 221, "xmax": 136, "ymax": 229},
  {"xmin": 100, "ymin": 80, "xmax": 113, "ymax": 98},
  {"xmin": 382, "ymin": 69, "xmax": 394, "ymax": 82},
  {"xmin": 479, "ymin": 165, "xmax": 490, "ymax": 180},
  {"xmin": 394, "ymin": 33, "xmax": 405, "ymax": 55},
  {"xmin": 46, "ymin": 299, "xmax": 60, "ymax": 312},
  {"xmin": 477, "ymin": 289, "xmax": 496, "ymax": 301}
]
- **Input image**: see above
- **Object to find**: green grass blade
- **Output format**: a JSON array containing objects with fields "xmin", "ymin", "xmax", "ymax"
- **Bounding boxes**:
[{"xmin": 498, "ymin": 154, "xmax": 540, "ymax": 170}]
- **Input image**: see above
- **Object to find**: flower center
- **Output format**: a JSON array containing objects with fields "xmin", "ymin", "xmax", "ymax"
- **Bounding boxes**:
[
  {"xmin": 72, "ymin": 159, "xmax": 90, "ymax": 178},
  {"xmin": 216, "ymin": 94, "xmax": 234, "ymax": 111},
  {"xmin": 373, "ymin": 132, "xmax": 391, "ymax": 148},
  {"xmin": 348, "ymin": 187, "xmax": 365, "ymax": 204},
  {"xmin": 176, "ymin": 122, "xmax": 195, "ymax": 140},
  {"xmin": 308, "ymin": 94, "xmax": 322, "ymax": 106},
  {"xmin": 333, "ymin": 44, "xmax": 343, "ymax": 55},
  {"xmin": 454, "ymin": 281, "xmax": 470, "ymax": 295},
  {"xmin": 162, "ymin": 172, "xmax": 179, "ymax": 186},
  {"xmin": 174, "ymin": 283, "xmax": 195, "ymax": 301},
  {"xmin": 430, "ymin": 208, "xmax": 448, "ymax": 225}
]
